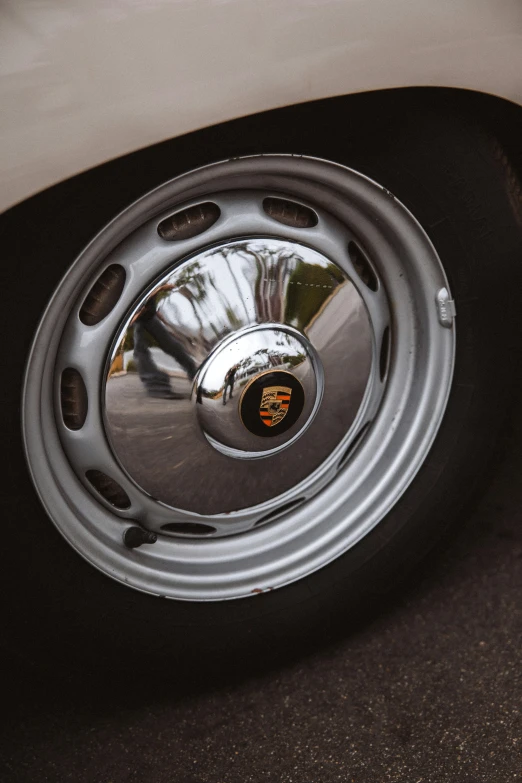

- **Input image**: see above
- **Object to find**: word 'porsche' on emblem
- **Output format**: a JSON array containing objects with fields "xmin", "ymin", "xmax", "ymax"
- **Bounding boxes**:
[{"xmin": 259, "ymin": 386, "xmax": 292, "ymax": 427}]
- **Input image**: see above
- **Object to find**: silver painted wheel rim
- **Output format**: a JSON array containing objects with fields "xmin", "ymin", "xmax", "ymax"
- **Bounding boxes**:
[{"xmin": 23, "ymin": 156, "xmax": 455, "ymax": 600}]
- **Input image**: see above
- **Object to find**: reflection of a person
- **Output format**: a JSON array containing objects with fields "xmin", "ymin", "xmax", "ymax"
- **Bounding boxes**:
[
  {"xmin": 133, "ymin": 288, "xmax": 197, "ymax": 399},
  {"xmin": 222, "ymin": 364, "xmax": 239, "ymax": 405}
]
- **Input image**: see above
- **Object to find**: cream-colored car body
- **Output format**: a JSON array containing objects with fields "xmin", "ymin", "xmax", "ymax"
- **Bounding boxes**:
[{"xmin": 2, "ymin": 0, "xmax": 522, "ymax": 214}]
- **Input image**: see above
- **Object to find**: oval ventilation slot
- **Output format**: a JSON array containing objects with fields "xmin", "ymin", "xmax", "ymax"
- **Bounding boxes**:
[
  {"xmin": 263, "ymin": 198, "xmax": 318, "ymax": 228},
  {"xmin": 79, "ymin": 265, "xmax": 126, "ymax": 326},
  {"xmin": 157, "ymin": 202, "xmax": 221, "ymax": 241},
  {"xmin": 161, "ymin": 522, "xmax": 217, "ymax": 536},
  {"xmin": 348, "ymin": 241, "xmax": 378, "ymax": 292},
  {"xmin": 60, "ymin": 368, "xmax": 88, "ymax": 430},
  {"xmin": 86, "ymin": 470, "xmax": 130, "ymax": 509},
  {"xmin": 337, "ymin": 423, "xmax": 370, "ymax": 471},
  {"xmin": 379, "ymin": 326, "xmax": 390, "ymax": 382},
  {"xmin": 254, "ymin": 498, "xmax": 305, "ymax": 527}
]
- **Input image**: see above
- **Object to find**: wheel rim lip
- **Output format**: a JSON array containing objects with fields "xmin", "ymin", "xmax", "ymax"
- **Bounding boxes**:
[{"xmin": 22, "ymin": 155, "xmax": 455, "ymax": 601}]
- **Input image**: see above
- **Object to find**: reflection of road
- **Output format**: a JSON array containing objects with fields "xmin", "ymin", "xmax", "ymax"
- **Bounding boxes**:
[{"xmin": 106, "ymin": 283, "xmax": 371, "ymax": 516}]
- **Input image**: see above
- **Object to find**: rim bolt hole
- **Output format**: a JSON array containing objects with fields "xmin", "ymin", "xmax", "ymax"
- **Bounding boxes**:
[
  {"xmin": 348, "ymin": 241, "xmax": 378, "ymax": 292},
  {"xmin": 60, "ymin": 368, "xmax": 88, "ymax": 430},
  {"xmin": 79, "ymin": 264, "xmax": 126, "ymax": 325},
  {"xmin": 379, "ymin": 326, "xmax": 391, "ymax": 382},
  {"xmin": 86, "ymin": 470, "xmax": 131, "ymax": 509}
]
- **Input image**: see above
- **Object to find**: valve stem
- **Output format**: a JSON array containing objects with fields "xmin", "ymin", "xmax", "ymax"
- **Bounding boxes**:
[{"xmin": 123, "ymin": 526, "xmax": 158, "ymax": 549}]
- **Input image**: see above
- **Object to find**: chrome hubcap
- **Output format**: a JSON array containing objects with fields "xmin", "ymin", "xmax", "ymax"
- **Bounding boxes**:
[
  {"xmin": 104, "ymin": 238, "xmax": 372, "ymax": 517},
  {"xmin": 23, "ymin": 156, "xmax": 455, "ymax": 599}
]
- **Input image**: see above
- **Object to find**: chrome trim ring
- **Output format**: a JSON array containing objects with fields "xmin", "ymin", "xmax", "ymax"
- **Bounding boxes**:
[{"xmin": 23, "ymin": 156, "xmax": 455, "ymax": 600}]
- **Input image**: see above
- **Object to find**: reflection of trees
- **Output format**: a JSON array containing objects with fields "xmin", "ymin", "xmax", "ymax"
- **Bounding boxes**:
[
  {"xmin": 233, "ymin": 339, "xmax": 306, "ymax": 384},
  {"xmin": 160, "ymin": 242, "xmax": 343, "ymax": 338},
  {"xmin": 285, "ymin": 260, "xmax": 344, "ymax": 331},
  {"xmin": 214, "ymin": 241, "xmax": 342, "ymax": 331},
  {"xmin": 223, "ymin": 250, "xmax": 251, "ymax": 323},
  {"xmin": 232, "ymin": 242, "xmax": 290, "ymax": 323},
  {"xmin": 172, "ymin": 258, "xmax": 243, "ymax": 341},
  {"xmin": 112, "ymin": 241, "xmax": 343, "ymax": 377},
  {"xmin": 170, "ymin": 261, "xmax": 217, "ymax": 342}
]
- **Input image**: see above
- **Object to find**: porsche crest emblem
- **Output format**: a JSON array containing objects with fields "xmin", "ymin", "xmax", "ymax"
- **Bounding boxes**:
[
  {"xmin": 259, "ymin": 385, "xmax": 292, "ymax": 428},
  {"xmin": 239, "ymin": 370, "xmax": 304, "ymax": 438}
]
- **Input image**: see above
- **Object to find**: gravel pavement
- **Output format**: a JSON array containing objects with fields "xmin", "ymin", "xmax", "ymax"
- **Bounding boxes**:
[{"xmin": 2, "ymin": 413, "xmax": 522, "ymax": 782}]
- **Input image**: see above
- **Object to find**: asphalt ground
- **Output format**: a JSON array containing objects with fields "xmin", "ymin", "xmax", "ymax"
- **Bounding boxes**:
[{"xmin": 2, "ymin": 409, "xmax": 522, "ymax": 782}]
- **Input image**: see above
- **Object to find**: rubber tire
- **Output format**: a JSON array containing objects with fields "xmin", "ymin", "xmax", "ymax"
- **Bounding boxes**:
[{"xmin": 2, "ymin": 92, "xmax": 522, "ymax": 673}]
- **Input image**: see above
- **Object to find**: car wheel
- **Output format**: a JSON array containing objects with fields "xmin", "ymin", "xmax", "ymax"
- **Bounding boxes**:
[{"xmin": 5, "ymin": 105, "xmax": 522, "ymax": 670}]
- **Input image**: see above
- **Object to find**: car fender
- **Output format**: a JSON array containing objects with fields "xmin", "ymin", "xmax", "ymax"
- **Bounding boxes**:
[{"xmin": 1, "ymin": 0, "xmax": 522, "ymax": 212}]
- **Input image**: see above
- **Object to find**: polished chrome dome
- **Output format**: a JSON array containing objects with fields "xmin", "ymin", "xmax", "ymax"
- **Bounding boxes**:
[{"xmin": 104, "ymin": 239, "xmax": 372, "ymax": 514}]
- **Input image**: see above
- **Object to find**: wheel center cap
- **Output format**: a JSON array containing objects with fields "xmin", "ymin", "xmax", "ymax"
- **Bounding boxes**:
[{"xmin": 195, "ymin": 326, "xmax": 320, "ymax": 456}]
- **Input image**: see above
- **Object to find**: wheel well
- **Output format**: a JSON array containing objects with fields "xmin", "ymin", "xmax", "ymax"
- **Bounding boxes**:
[{"xmin": 3, "ymin": 86, "xmax": 522, "ymax": 250}]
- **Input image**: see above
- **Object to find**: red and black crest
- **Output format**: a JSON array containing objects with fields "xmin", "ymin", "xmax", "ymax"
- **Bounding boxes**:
[{"xmin": 259, "ymin": 385, "xmax": 292, "ymax": 427}]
